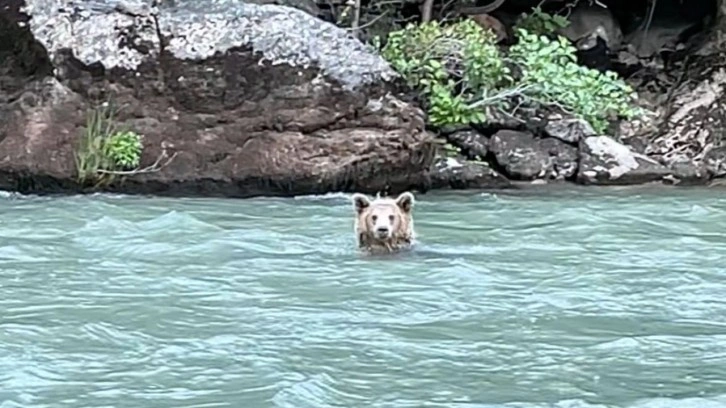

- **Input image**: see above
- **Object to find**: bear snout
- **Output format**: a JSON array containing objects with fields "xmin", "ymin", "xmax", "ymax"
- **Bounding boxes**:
[{"xmin": 375, "ymin": 226, "xmax": 391, "ymax": 238}]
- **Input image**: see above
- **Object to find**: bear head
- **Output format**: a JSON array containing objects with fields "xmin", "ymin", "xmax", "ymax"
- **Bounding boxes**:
[{"xmin": 351, "ymin": 191, "xmax": 415, "ymax": 252}]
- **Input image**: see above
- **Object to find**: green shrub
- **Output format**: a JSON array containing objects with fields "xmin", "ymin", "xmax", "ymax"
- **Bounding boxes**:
[
  {"xmin": 75, "ymin": 105, "xmax": 143, "ymax": 186},
  {"xmin": 105, "ymin": 130, "xmax": 143, "ymax": 169},
  {"xmin": 379, "ymin": 19, "xmax": 511, "ymax": 126},
  {"xmin": 376, "ymin": 11, "xmax": 641, "ymax": 134},
  {"xmin": 509, "ymin": 29, "xmax": 640, "ymax": 133},
  {"xmin": 513, "ymin": 6, "xmax": 569, "ymax": 35}
]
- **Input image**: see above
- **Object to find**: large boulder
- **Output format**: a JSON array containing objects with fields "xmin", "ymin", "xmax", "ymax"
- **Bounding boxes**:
[{"xmin": 0, "ymin": 0, "xmax": 436, "ymax": 197}]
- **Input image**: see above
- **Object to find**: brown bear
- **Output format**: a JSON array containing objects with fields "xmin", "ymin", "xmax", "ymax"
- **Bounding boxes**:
[{"xmin": 351, "ymin": 191, "xmax": 416, "ymax": 253}]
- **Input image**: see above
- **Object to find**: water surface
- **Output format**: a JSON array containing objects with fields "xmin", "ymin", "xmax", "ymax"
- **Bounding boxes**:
[{"xmin": 1, "ymin": 186, "xmax": 725, "ymax": 408}]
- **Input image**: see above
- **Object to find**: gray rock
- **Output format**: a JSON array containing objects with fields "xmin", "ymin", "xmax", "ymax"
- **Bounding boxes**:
[
  {"xmin": 577, "ymin": 135, "xmax": 671, "ymax": 185},
  {"xmin": 667, "ymin": 161, "xmax": 709, "ymax": 185},
  {"xmin": 430, "ymin": 156, "xmax": 511, "ymax": 190},
  {"xmin": 483, "ymin": 108, "xmax": 528, "ymax": 129},
  {"xmin": 644, "ymin": 67, "xmax": 726, "ymax": 172},
  {"xmin": 22, "ymin": 0, "xmax": 161, "ymax": 72},
  {"xmin": 243, "ymin": 0, "xmax": 320, "ymax": 16},
  {"xmin": 22, "ymin": 0, "xmax": 397, "ymax": 90},
  {"xmin": 446, "ymin": 129, "xmax": 489, "ymax": 160},
  {"xmin": 703, "ymin": 146, "xmax": 726, "ymax": 178},
  {"xmin": 543, "ymin": 114, "xmax": 597, "ymax": 144},
  {"xmin": 488, "ymin": 130, "xmax": 578, "ymax": 180}
]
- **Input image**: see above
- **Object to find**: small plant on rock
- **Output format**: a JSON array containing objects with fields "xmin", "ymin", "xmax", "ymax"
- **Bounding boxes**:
[
  {"xmin": 75, "ymin": 104, "xmax": 144, "ymax": 187},
  {"xmin": 104, "ymin": 130, "xmax": 143, "ymax": 170}
]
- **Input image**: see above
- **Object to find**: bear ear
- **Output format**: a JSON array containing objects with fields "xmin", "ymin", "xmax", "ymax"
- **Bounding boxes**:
[
  {"xmin": 352, "ymin": 193, "xmax": 371, "ymax": 214},
  {"xmin": 395, "ymin": 192, "xmax": 414, "ymax": 213}
]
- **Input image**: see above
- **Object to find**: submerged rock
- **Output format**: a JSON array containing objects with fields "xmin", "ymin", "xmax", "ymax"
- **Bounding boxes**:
[
  {"xmin": 488, "ymin": 130, "xmax": 578, "ymax": 180},
  {"xmin": 577, "ymin": 135, "xmax": 671, "ymax": 185},
  {"xmin": 0, "ymin": 0, "xmax": 435, "ymax": 197},
  {"xmin": 429, "ymin": 156, "xmax": 511, "ymax": 190}
]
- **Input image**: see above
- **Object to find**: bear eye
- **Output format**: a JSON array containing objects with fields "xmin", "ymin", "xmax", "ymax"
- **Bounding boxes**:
[
  {"xmin": 371, "ymin": 215, "xmax": 378, "ymax": 222},
  {"xmin": 388, "ymin": 215, "xmax": 394, "ymax": 222}
]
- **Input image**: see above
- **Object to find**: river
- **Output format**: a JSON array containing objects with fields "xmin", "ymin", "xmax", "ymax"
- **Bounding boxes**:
[{"xmin": 0, "ymin": 186, "xmax": 725, "ymax": 408}]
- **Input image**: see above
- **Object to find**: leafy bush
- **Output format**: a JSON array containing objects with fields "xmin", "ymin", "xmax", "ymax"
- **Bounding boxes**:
[
  {"xmin": 513, "ymin": 6, "xmax": 569, "ymax": 35},
  {"xmin": 105, "ymin": 131, "xmax": 143, "ymax": 169},
  {"xmin": 75, "ymin": 105, "xmax": 143, "ymax": 186},
  {"xmin": 509, "ymin": 29, "xmax": 639, "ymax": 133},
  {"xmin": 376, "ymin": 11, "xmax": 640, "ymax": 133},
  {"xmin": 379, "ymin": 19, "xmax": 510, "ymax": 126}
]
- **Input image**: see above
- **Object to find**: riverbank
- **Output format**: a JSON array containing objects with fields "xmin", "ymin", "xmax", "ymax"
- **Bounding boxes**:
[{"xmin": 1, "ymin": 0, "xmax": 726, "ymax": 199}]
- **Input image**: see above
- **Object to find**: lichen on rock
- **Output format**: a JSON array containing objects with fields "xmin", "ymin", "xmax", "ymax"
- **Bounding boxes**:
[
  {"xmin": 21, "ymin": 0, "xmax": 161, "ymax": 71},
  {"xmin": 157, "ymin": 0, "xmax": 397, "ymax": 90}
]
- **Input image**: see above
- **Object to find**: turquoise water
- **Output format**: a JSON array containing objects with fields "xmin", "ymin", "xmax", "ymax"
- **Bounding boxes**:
[{"xmin": 1, "ymin": 187, "xmax": 725, "ymax": 408}]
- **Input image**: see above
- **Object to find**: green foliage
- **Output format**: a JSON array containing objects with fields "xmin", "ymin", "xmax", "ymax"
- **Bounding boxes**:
[
  {"xmin": 105, "ymin": 131, "xmax": 143, "ymax": 169},
  {"xmin": 75, "ymin": 104, "xmax": 143, "ymax": 187},
  {"xmin": 513, "ymin": 6, "xmax": 570, "ymax": 35},
  {"xmin": 376, "ymin": 10, "xmax": 641, "ymax": 134},
  {"xmin": 509, "ymin": 29, "xmax": 640, "ymax": 132},
  {"xmin": 76, "ymin": 106, "xmax": 115, "ymax": 186},
  {"xmin": 379, "ymin": 19, "xmax": 509, "ymax": 126}
]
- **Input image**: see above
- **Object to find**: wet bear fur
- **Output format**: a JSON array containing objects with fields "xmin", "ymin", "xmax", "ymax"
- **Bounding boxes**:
[{"xmin": 351, "ymin": 191, "xmax": 416, "ymax": 253}]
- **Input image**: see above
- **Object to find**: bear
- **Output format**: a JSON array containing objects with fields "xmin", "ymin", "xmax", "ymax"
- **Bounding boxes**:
[{"xmin": 351, "ymin": 191, "xmax": 416, "ymax": 253}]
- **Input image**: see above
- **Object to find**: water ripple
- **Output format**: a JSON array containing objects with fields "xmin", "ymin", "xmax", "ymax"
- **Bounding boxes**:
[{"xmin": 1, "ymin": 187, "xmax": 726, "ymax": 407}]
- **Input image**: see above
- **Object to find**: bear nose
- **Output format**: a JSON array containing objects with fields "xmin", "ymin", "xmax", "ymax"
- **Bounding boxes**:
[{"xmin": 376, "ymin": 226, "xmax": 389, "ymax": 234}]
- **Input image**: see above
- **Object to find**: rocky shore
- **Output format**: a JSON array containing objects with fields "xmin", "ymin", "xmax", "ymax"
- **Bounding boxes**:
[{"xmin": 1, "ymin": 0, "xmax": 725, "ymax": 198}]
